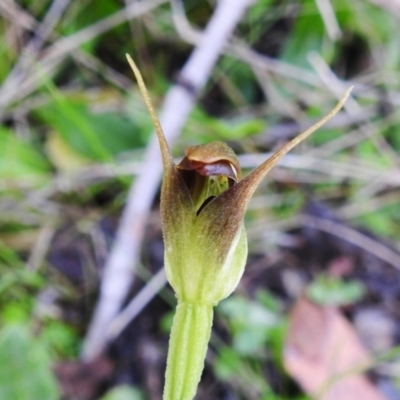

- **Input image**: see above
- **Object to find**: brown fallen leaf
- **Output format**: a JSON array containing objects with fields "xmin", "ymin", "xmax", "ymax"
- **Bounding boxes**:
[{"xmin": 284, "ymin": 296, "xmax": 387, "ymax": 400}]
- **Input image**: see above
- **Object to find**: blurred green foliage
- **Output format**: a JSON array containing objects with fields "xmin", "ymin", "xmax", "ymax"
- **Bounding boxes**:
[
  {"xmin": 307, "ymin": 275, "xmax": 365, "ymax": 306},
  {"xmin": 0, "ymin": 325, "xmax": 59, "ymax": 400},
  {"xmin": 0, "ymin": 127, "xmax": 50, "ymax": 186},
  {"xmin": 218, "ymin": 293, "xmax": 282, "ymax": 357}
]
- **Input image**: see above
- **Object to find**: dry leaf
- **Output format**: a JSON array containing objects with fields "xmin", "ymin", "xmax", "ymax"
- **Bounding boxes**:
[{"xmin": 284, "ymin": 296, "xmax": 387, "ymax": 400}]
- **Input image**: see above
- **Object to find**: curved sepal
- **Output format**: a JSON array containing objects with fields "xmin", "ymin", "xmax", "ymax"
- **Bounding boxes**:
[
  {"xmin": 197, "ymin": 87, "xmax": 353, "ymax": 267},
  {"xmin": 126, "ymin": 54, "xmax": 174, "ymax": 172}
]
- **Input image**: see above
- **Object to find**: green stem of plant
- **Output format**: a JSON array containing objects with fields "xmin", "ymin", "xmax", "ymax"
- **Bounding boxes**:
[{"xmin": 163, "ymin": 301, "xmax": 214, "ymax": 400}]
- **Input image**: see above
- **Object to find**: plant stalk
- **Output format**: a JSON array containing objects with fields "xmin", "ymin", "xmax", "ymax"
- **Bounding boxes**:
[{"xmin": 163, "ymin": 301, "xmax": 214, "ymax": 400}]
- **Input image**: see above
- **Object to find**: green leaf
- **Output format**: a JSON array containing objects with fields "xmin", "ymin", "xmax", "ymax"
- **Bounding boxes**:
[
  {"xmin": 0, "ymin": 127, "xmax": 50, "ymax": 186},
  {"xmin": 280, "ymin": 0, "xmax": 332, "ymax": 69},
  {"xmin": 60, "ymin": 0, "xmax": 120, "ymax": 52},
  {"xmin": 207, "ymin": 118, "xmax": 265, "ymax": 141},
  {"xmin": 35, "ymin": 97, "xmax": 146, "ymax": 162},
  {"xmin": 0, "ymin": 325, "xmax": 59, "ymax": 400},
  {"xmin": 356, "ymin": 203, "xmax": 400, "ymax": 238},
  {"xmin": 1, "ymin": 302, "xmax": 31, "ymax": 325},
  {"xmin": 355, "ymin": 140, "xmax": 391, "ymax": 168},
  {"xmin": 218, "ymin": 295, "xmax": 281, "ymax": 356},
  {"xmin": 307, "ymin": 275, "xmax": 364, "ymax": 306},
  {"xmin": 214, "ymin": 347, "xmax": 242, "ymax": 380},
  {"xmin": 219, "ymin": 295, "xmax": 279, "ymax": 329},
  {"xmin": 185, "ymin": 108, "xmax": 265, "ymax": 143},
  {"xmin": 39, "ymin": 321, "xmax": 79, "ymax": 359}
]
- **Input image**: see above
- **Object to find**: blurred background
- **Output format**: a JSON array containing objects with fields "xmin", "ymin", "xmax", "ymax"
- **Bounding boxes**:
[{"xmin": 1, "ymin": 0, "xmax": 400, "ymax": 399}]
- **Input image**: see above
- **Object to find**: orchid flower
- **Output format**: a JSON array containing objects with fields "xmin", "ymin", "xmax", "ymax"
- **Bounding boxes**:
[{"xmin": 127, "ymin": 54, "xmax": 351, "ymax": 400}]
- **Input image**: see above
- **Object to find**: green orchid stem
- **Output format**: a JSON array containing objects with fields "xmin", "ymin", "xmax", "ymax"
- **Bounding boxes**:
[{"xmin": 164, "ymin": 301, "xmax": 214, "ymax": 400}]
